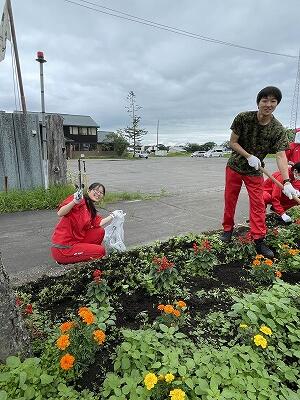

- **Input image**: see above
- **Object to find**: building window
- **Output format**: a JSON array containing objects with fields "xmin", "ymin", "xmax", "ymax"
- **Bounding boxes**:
[
  {"xmin": 71, "ymin": 126, "xmax": 78, "ymax": 135},
  {"xmin": 79, "ymin": 127, "xmax": 88, "ymax": 135},
  {"xmin": 89, "ymin": 127, "xmax": 97, "ymax": 135}
]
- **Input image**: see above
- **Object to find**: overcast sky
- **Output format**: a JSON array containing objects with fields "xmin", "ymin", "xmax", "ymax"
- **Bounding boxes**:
[{"xmin": 0, "ymin": 0, "xmax": 299, "ymax": 145}]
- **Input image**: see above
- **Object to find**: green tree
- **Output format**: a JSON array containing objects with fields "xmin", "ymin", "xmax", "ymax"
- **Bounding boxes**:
[
  {"xmin": 124, "ymin": 91, "xmax": 148, "ymax": 156},
  {"xmin": 221, "ymin": 140, "xmax": 231, "ymax": 150},
  {"xmin": 107, "ymin": 130, "xmax": 129, "ymax": 156},
  {"xmin": 183, "ymin": 143, "xmax": 203, "ymax": 152},
  {"xmin": 199, "ymin": 142, "xmax": 217, "ymax": 151}
]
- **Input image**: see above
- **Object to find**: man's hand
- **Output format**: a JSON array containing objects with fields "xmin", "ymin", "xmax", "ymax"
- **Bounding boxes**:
[
  {"xmin": 282, "ymin": 183, "xmax": 300, "ymax": 200},
  {"xmin": 247, "ymin": 155, "xmax": 261, "ymax": 170},
  {"xmin": 281, "ymin": 213, "xmax": 292, "ymax": 223},
  {"xmin": 73, "ymin": 189, "xmax": 83, "ymax": 204}
]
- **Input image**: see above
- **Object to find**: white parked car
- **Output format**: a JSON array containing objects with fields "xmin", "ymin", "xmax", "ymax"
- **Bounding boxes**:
[
  {"xmin": 191, "ymin": 151, "xmax": 206, "ymax": 157},
  {"xmin": 203, "ymin": 149, "xmax": 225, "ymax": 158},
  {"xmin": 135, "ymin": 152, "xmax": 148, "ymax": 159}
]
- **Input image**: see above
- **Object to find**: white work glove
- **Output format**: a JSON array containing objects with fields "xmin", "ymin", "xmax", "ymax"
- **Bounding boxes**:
[
  {"xmin": 73, "ymin": 189, "xmax": 83, "ymax": 204},
  {"xmin": 282, "ymin": 183, "xmax": 300, "ymax": 200},
  {"xmin": 247, "ymin": 155, "xmax": 261, "ymax": 170},
  {"xmin": 281, "ymin": 213, "xmax": 292, "ymax": 223}
]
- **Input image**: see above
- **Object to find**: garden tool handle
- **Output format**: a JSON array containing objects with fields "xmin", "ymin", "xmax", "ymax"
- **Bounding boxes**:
[{"xmin": 260, "ymin": 166, "xmax": 300, "ymax": 205}]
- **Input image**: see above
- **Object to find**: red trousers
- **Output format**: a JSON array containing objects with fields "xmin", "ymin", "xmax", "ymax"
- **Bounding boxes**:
[
  {"xmin": 222, "ymin": 166, "xmax": 266, "ymax": 239},
  {"xmin": 51, "ymin": 226, "xmax": 106, "ymax": 264}
]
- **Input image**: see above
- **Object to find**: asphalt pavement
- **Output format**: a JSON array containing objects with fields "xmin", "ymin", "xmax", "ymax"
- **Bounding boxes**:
[{"xmin": 0, "ymin": 157, "xmax": 277, "ymax": 285}]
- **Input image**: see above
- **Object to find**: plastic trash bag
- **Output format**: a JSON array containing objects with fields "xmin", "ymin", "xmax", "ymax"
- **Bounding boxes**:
[{"xmin": 104, "ymin": 210, "xmax": 126, "ymax": 252}]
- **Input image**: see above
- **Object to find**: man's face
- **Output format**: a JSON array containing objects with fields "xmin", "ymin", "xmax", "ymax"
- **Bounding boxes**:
[{"xmin": 258, "ymin": 95, "xmax": 278, "ymax": 116}]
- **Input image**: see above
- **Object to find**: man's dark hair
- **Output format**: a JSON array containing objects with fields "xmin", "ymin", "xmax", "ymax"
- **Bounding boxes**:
[
  {"xmin": 256, "ymin": 86, "xmax": 282, "ymax": 104},
  {"xmin": 292, "ymin": 162, "xmax": 300, "ymax": 173}
]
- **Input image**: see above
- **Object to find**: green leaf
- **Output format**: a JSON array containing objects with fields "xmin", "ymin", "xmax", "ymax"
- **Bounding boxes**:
[
  {"xmin": 159, "ymin": 324, "xmax": 169, "ymax": 333},
  {"xmin": 246, "ymin": 311, "xmax": 258, "ymax": 323},
  {"xmin": 194, "ymin": 379, "xmax": 209, "ymax": 395},
  {"xmin": 121, "ymin": 356, "xmax": 131, "ymax": 370},
  {"xmin": 0, "ymin": 373, "xmax": 10, "ymax": 382},
  {"xmin": 151, "ymin": 362, "xmax": 161, "ymax": 369},
  {"xmin": 184, "ymin": 378, "xmax": 194, "ymax": 389},
  {"xmin": 6, "ymin": 356, "xmax": 21, "ymax": 369},
  {"xmin": 19, "ymin": 371, "xmax": 27, "ymax": 386},
  {"xmin": 24, "ymin": 386, "xmax": 35, "ymax": 399},
  {"xmin": 0, "ymin": 391, "xmax": 8, "ymax": 400},
  {"xmin": 40, "ymin": 373, "xmax": 54, "ymax": 385},
  {"xmin": 121, "ymin": 342, "xmax": 132, "ymax": 352}
]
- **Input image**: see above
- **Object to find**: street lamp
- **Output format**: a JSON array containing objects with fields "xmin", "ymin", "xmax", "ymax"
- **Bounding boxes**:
[{"xmin": 36, "ymin": 51, "xmax": 48, "ymax": 189}]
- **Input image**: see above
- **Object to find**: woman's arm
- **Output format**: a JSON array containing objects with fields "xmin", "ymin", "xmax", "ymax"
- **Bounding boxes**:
[
  {"xmin": 99, "ymin": 214, "xmax": 114, "ymax": 227},
  {"xmin": 57, "ymin": 200, "xmax": 77, "ymax": 217}
]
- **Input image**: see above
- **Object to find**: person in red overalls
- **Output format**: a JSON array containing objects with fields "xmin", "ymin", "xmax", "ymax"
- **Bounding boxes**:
[
  {"xmin": 263, "ymin": 163, "xmax": 300, "ymax": 223},
  {"xmin": 51, "ymin": 182, "xmax": 117, "ymax": 264},
  {"xmin": 285, "ymin": 129, "xmax": 300, "ymax": 166}
]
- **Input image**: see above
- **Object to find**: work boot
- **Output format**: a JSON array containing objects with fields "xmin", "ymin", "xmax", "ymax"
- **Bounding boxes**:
[
  {"xmin": 220, "ymin": 230, "xmax": 233, "ymax": 243},
  {"xmin": 254, "ymin": 239, "xmax": 274, "ymax": 259}
]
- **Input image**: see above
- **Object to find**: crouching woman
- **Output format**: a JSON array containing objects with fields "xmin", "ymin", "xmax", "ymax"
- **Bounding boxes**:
[{"xmin": 51, "ymin": 182, "xmax": 114, "ymax": 264}]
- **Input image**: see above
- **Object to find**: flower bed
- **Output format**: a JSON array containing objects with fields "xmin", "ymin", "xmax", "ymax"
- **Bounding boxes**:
[{"xmin": 1, "ymin": 211, "xmax": 300, "ymax": 399}]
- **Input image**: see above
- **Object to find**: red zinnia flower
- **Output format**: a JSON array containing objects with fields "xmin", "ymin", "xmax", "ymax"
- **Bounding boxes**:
[
  {"xmin": 25, "ymin": 304, "xmax": 33, "ymax": 314},
  {"xmin": 92, "ymin": 269, "xmax": 103, "ymax": 282}
]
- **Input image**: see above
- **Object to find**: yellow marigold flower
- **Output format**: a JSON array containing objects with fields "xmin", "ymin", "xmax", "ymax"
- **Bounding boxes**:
[
  {"xmin": 59, "ymin": 321, "xmax": 75, "ymax": 333},
  {"xmin": 56, "ymin": 334, "xmax": 70, "ymax": 350},
  {"xmin": 158, "ymin": 374, "xmax": 165, "ymax": 381},
  {"xmin": 173, "ymin": 309, "xmax": 181, "ymax": 317},
  {"xmin": 289, "ymin": 249, "xmax": 300, "ymax": 256},
  {"xmin": 177, "ymin": 300, "xmax": 186, "ymax": 308},
  {"xmin": 169, "ymin": 388, "xmax": 186, "ymax": 400},
  {"xmin": 264, "ymin": 259, "xmax": 273, "ymax": 266},
  {"xmin": 275, "ymin": 270, "xmax": 282, "ymax": 278},
  {"xmin": 144, "ymin": 372, "xmax": 158, "ymax": 390},
  {"xmin": 78, "ymin": 307, "xmax": 95, "ymax": 325},
  {"xmin": 252, "ymin": 259, "xmax": 261, "ymax": 266},
  {"xmin": 60, "ymin": 353, "xmax": 75, "ymax": 370},
  {"xmin": 253, "ymin": 334, "xmax": 268, "ymax": 349},
  {"xmin": 164, "ymin": 304, "xmax": 175, "ymax": 314},
  {"xmin": 165, "ymin": 373, "xmax": 175, "ymax": 383},
  {"xmin": 157, "ymin": 304, "xmax": 165, "ymax": 311},
  {"xmin": 260, "ymin": 325, "xmax": 272, "ymax": 336},
  {"xmin": 93, "ymin": 329, "xmax": 106, "ymax": 345},
  {"xmin": 239, "ymin": 323, "xmax": 248, "ymax": 329}
]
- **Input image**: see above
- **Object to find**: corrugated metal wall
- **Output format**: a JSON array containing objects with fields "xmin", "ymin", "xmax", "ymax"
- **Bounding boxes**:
[{"xmin": 0, "ymin": 113, "xmax": 44, "ymax": 191}]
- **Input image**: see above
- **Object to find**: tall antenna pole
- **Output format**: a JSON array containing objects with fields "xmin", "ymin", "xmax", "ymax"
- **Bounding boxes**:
[
  {"xmin": 36, "ymin": 51, "xmax": 48, "ymax": 189},
  {"xmin": 156, "ymin": 119, "xmax": 159, "ymax": 152},
  {"xmin": 6, "ymin": 0, "xmax": 26, "ymax": 113},
  {"xmin": 290, "ymin": 49, "xmax": 300, "ymax": 130}
]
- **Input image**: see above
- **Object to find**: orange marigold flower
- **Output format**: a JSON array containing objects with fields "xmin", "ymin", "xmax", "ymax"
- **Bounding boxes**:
[
  {"xmin": 289, "ymin": 249, "xmax": 300, "ymax": 256},
  {"xmin": 177, "ymin": 300, "xmax": 186, "ymax": 308},
  {"xmin": 275, "ymin": 271, "xmax": 282, "ymax": 278},
  {"xmin": 164, "ymin": 304, "xmax": 174, "ymax": 314},
  {"xmin": 60, "ymin": 321, "xmax": 75, "ymax": 333},
  {"xmin": 173, "ymin": 309, "xmax": 181, "ymax": 317},
  {"xmin": 157, "ymin": 304, "xmax": 165, "ymax": 311},
  {"xmin": 93, "ymin": 329, "xmax": 106, "ymax": 345},
  {"xmin": 255, "ymin": 254, "xmax": 263, "ymax": 259},
  {"xmin": 78, "ymin": 307, "xmax": 95, "ymax": 325},
  {"xmin": 264, "ymin": 259, "xmax": 273, "ymax": 266},
  {"xmin": 252, "ymin": 259, "xmax": 261, "ymax": 266},
  {"xmin": 56, "ymin": 334, "xmax": 70, "ymax": 350},
  {"xmin": 60, "ymin": 353, "xmax": 75, "ymax": 370}
]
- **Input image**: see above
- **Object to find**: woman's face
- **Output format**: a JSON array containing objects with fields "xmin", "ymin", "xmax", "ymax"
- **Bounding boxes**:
[{"xmin": 88, "ymin": 185, "xmax": 105, "ymax": 202}]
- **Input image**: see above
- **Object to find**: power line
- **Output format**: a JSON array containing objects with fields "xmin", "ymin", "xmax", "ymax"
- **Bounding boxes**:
[{"xmin": 62, "ymin": 0, "xmax": 297, "ymax": 59}]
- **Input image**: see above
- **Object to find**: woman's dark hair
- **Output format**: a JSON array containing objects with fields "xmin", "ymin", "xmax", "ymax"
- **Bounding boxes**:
[
  {"xmin": 292, "ymin": 162, "xmax": 300, "ymax": 173},
  {"xmin": 84, "ymin": 182, "xmax": 106, "ymax": 219},
  {"xmin": 256, "ymin": 86, "xmax": 282, "ymax": 104}
]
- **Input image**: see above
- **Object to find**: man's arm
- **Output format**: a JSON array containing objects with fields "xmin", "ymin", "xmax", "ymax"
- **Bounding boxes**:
[
  {"xmin": 229, "ymin": 131, "xmax": 251, "ymax": 158},
  {"xmin": 275, "ymin": 151, "xmax": 289, "ymax": 181}
]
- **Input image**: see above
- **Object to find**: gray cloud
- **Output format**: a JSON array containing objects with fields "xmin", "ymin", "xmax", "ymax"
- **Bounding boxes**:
[{"xmin": 0, "ymin": 0, "xmax": 299, "ymax": 145}]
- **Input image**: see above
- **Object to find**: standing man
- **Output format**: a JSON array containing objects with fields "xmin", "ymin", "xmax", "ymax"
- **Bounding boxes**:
[{"xmin": 220, "ymin": 86, "xmax": 299, "ymax": 258}]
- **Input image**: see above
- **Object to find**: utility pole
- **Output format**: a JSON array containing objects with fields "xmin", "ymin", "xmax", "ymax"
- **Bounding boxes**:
[
  {"xmin": 156, "ymin": 119, "xmax": 159, "ymax": 153},
  {"xmin": 36, "ymin": 51, "xmax": 48, "ymax": 189},
  {"xmin": 6, "ymin": 0, "xmax": 26, "ymax": 113}
]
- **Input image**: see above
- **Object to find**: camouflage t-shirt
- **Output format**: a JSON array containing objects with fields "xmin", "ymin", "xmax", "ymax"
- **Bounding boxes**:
[{"xmin": 227, "ymin": 111, "xmax": 289, "ymax": 176}]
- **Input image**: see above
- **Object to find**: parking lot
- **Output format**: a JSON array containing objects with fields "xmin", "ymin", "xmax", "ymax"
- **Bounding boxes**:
[{"xmin": 1, "ymin": 156, "xmax": 278, "ymax": 282}]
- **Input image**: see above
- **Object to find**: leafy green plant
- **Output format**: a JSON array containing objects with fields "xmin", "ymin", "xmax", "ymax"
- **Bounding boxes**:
[
  {"xmin": 222, "ymin": 232, "xmax": 256, "ymax": 264},
  {"xmin": 54, "ymin": 307, "xmax": 106, "ymax": 375},
  {"xmin": 249, "ymin": 254, "xmax": 280, "ymax": 284},
  {"xmin": 186, "ymin": 237, "xmax": 219, "ymax": 276},
  {"xmin": 276, "ymin": 244, "xmax": 300, "ymax": 272},
  {"xmin": 154, "ymin": 300, "xmax": 188, "ymax": 328},
  {"xmin": 0, "ymin": 356, "xmax": 98, "ymax": 400}
]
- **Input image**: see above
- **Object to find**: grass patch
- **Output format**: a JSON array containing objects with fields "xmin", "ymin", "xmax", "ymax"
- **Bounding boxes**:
[{"xmin": 0, "ymin": 185, "xmax": 164, "ymax": 213}]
